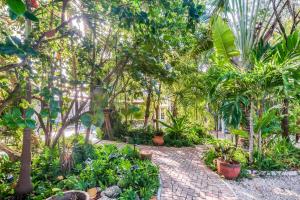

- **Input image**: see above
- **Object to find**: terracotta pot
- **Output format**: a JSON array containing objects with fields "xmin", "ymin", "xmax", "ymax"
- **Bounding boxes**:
[
  {"xmin": 216, "ymin": 158, "xmax": 241, "ymax": 180},
  {"xmin": 140, "ymin": 150, "xmax": 152, "ymax": 160},
  {"xmin": 46, "ymin": 190, "xmax": 89, "ymax": 200},
  {"xmin": 152, "ymin": 136, "xmax": 164, "ymax": 146}
]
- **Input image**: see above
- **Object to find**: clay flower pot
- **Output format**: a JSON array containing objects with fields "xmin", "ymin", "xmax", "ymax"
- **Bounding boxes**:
[
  {"xmin": 216, "ymin": 158, "xmax": 241, "ymax": 180},
  {"xmin": 152, "ymin": 135, "xmax": 164, "ymax": 146},
  {"xmin": 140, "ymin": 150, "xmax": 152, "ymax": 160},
  {"xmin": 46, "ymin": 190, "xmax": 89, "ymax": 200}
]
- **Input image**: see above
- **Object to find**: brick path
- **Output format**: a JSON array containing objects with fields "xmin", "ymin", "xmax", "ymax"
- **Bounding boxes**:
[
  {"xmin": 98, "ymin": 141, "xmax": 238, "ymax": 200},
  {"xmin": 140, "ymin": 146, "xmax": 238, "ymax": 200}
]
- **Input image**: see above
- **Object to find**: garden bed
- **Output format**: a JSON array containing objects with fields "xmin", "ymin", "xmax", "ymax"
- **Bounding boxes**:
[{"xmin": 0, "ymin": 144, "xmax": 160, "ymax": 200}]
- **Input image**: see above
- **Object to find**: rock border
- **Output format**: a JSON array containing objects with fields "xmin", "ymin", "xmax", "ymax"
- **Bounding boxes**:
[
  {"xmin": 247, "ymin": 170, "xmax": 300, "ymax": 176},
  {"xmin": 157, "ymin": 173, "xmax": 162, "ymax": 200}
]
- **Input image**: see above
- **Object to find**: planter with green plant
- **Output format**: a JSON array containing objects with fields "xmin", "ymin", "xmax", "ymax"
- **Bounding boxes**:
[
  {"xmin": 204, "ymin": 140, "xmax": 248, "ymax": 180},
  {"xmin": 215, "ymin": 143, "xmax": 241, "ymax": 180}
]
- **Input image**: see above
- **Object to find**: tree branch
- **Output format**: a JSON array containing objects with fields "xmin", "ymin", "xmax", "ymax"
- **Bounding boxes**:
[{"xmin": 0, "ymin": 84, "xmax": 21, "ymax": 114}]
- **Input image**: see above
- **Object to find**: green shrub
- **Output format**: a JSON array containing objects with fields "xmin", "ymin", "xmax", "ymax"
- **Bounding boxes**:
[
  {"xmin": 126, "ymin": 127, "xmax": 155, "ymax": 145},
  {"xmin": 1, "ymin": 144, "xmax": 159, "ymax": 200},
  {"xmin": 161, "ymin": 118, "xmax": 211, "ymax": 147},
  {"xmin": 203, "ymin": 148, "xmax": 218, "ymax": 171},
  {"xmin": 252, "ymin": 138, "xmax": 300, "ymax": 170}
]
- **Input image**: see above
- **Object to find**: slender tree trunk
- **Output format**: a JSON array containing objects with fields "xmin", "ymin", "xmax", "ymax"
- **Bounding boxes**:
[
  {"xmin": 103, "ymin": 109, "xmax": 113, "ymax": 139},
  {"xmin": 248, "ymin": 101, "xmax": 255, "ymax": 164},
  {"xmin": 155, "ymin": 83, "xmax": 161, "ymax": 131},
  {"xmin": 45, "ymin": 58, "xmax": 55, "ymax": 147},
  {"xmin": 258, "ymin": 99, "xmax": 264, "ymax": 152},
  {"xmin": 124, "ymin": 92, "xmax": 128, "ymax": 124},
  {"xmin": 172, "ymin": 96, "xmax": 178, "ymax": 117},
  {"xmin": 144, "ymin": 82, "xmax": 152, "ymax": 128},
  {"xmin": 281, "ymin": 98, "xmax": 289, "ymax": 140},
  {"xmin": 72, "ymin": 40, "xmax": 79, "ymax": 136},
  {"xmin": 85, "ymin": 20, "xmax": 97, "ymax": 144}
]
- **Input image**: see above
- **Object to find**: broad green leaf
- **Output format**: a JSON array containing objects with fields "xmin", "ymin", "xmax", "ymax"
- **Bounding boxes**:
[
  {"xmin": 230, "ymin": 129, "xmax": 248, "ymax": 138},
  {"xmin": 40, "ymin": 109, "xmax": 49, "ymax": 118},
  {"xmin": 25, "ymin": 108, "xmax": 35, "ymax": 118},
  {"xmin": 212, "ymin": 17, "xmax": 239, "ymax": 61},
  {"xmin": 23, "ymin": 11, "xmax": 39, "ymax": 22},
  {"xmin": 80, "ymin": 113, "xmax": 92, "ymax": 127},
  {"xmin": 25, "ymin": 119, "xmax": 36, "ymax": 129},
  {"xmin": 12, "ymin": 108, "xmax": 22, "ymax": 118},
  {"xmin": 9, "ymin": 9, "xmax": 18, "ymax": 20},
  {"xmin": 7, "ymin": 0, "xmax": 26, "ymax": 16}
]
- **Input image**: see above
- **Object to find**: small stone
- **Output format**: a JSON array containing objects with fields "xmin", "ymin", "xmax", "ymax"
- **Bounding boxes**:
[
  {"xmin": 56, "ymin": 175, "xmax": 64, "ymax": 181},
  {"xmin": 101, "ymin": 186, "xmax": 121, "ymax": 198}
]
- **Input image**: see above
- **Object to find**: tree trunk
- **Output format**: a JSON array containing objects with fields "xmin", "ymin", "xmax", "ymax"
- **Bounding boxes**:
[
  {"xmin": 172, "ymin": 97, "xmax": 178, "ymax": 117},
  {"xmin": 15, "ymin": 2, "xmax": 33, "ymax": 195},
  {"xmin": 144, "ymin": 83, "xmax": 152, "ymax": 128},
  {"xmin": 296, "ymin": 119, "xmax": 300, "ymax": 143},
  {"xmin": 281, "ymin": 98, "xmax": 289, "ymax": 140},
  {"xmin": 258, "ymin": 99, "xmax": 264, "ymax": 152},
  {"xmin": 155, "ymin": 83, "xmax": 161, "ymax": 131},
  {"xmin": 15, "ymin": 78, "xmax": 33, "ymax": 196},
  {"xmin": 85, "ymin": 19, "xmax": 97, "ymax": 144},
  {"xmin": 248, "ymin": 101, "xmax": 255, "ymax": 164},
  {"xmin": 103, "ymin": 109, "xmax": 113, "ymax": 139},
  {"xmin": 124, "ymin": 92, "xmax": 128, "ymax": 124}
]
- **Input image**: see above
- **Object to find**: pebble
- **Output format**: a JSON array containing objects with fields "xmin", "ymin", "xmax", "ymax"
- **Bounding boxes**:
[
  {"xmin": 100, "ymin": 186, "xmax": 121, "ymax": 198},
  {"xmin": 225, "ymin": 176, "xmax": 300, "ymax": 200}
]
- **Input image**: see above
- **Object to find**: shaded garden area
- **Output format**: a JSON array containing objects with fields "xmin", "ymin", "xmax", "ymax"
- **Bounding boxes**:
[{"xmin": 0, "ymin": 0, "xmax": 300, "ymax": 199}]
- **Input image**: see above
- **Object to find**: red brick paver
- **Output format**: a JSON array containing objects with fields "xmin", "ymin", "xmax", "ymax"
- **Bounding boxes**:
[{"xmin": 141, "ymin": 146, "xmax": 238, "ymax": 200}]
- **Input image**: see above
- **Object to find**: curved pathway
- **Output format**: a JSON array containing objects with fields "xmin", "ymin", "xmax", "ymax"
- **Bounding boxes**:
[
  {"xmin": 98, "ymin": 141, "xmax": 237, "ymax": 200},
  {"xmin": 140, "ymin": 145, "xmax": 237, "ymax": 200}
]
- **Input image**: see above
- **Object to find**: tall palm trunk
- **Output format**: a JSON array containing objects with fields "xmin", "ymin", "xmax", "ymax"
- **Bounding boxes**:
[
  {"xmin": 281, "ymin": 98, "xmax": 289, "ymax": 140},
  {"xmin": 248, "ymin": 101, "xmax": 255, "ymax": 164}
]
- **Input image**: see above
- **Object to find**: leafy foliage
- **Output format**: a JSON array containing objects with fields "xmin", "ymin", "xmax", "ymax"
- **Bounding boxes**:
[
  {"xmin": 252, "ymin": 138, "xmax": 300, "ymax": 171},
  {"xmin": 0, "ymin": 144, "xmax": 159, "ymax": 199},
  {"xmin": 211, "ymin": 17, "xmax": 239, "ymax": 60}
]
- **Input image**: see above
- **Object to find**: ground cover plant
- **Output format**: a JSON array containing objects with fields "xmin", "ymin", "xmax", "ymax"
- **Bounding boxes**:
[
  {"xmin": 0, "ymin": 144, "xmax": 159, "ymax": 200},
  {"xmin": 0, "ymin": 0, "xmax": 299, "ymax": 199}
]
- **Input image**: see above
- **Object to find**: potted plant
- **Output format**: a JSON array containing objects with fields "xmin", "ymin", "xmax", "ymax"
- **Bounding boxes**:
[
  {"xmin": 152, "ymin": 130, "xmax": 164, "ymax": 146},
  {"xmin": 46, "ymin": 190, "xmax": 89, "ymax": 200},
  {"xmin": 215, "ymin": 143, "xmax": 241, "ymax": 180}
]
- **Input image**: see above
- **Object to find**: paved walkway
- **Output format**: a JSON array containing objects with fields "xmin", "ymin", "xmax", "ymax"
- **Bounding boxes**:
[
  {"xmin": 98, "ymin": 141, "xmax": 237, "ymax": 200},
  {"xmin": 140, "ymin": 146, "xmax": 238, "ymax": 200}
]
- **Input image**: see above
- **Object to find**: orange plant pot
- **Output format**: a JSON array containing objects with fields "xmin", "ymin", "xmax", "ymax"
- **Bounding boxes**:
[
  {"xmin": 217, "ymin": 158, "xmax": 241, "ymax": 180},
  {"xmin": 152, "ymin": 136, "xmax": 164, "ymax": 146}
]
